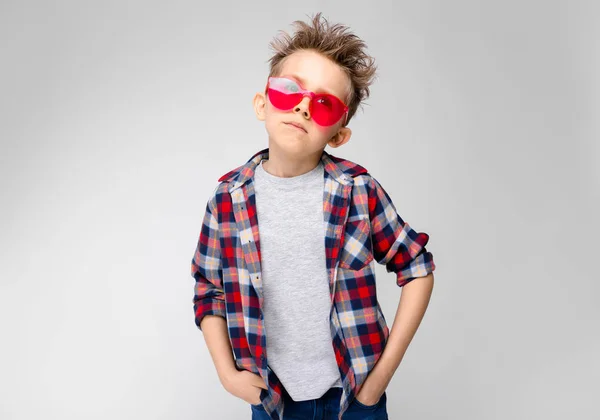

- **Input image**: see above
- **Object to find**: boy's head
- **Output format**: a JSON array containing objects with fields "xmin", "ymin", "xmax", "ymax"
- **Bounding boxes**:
[{"xmin": 253, "ymin": 13, "xmax": 377, "ymax": 157}]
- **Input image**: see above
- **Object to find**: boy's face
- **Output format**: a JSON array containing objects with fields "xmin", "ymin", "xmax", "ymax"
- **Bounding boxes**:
[{"xmin": 253, "ymin": 49, "xmax": 352, "ymax": 157}]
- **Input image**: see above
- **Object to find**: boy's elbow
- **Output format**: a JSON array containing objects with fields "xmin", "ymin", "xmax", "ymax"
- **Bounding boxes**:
[{"xmin": 195, "ymin": 299, "xmax": 226, "ymax": 331}]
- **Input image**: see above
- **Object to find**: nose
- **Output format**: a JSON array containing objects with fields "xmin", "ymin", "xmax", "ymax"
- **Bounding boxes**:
[{"xmin": 293, "ymin": 96, "xmax": 311, "ymax": 120}]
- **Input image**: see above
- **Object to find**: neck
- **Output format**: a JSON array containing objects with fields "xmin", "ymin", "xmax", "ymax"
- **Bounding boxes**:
[{"xmin": 262, "ymin": 144, "xmax": 324, "ymax": 178}]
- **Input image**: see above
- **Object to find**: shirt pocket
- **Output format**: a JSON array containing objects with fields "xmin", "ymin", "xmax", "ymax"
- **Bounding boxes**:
[{"xmin": 338, "ymin": 218, "xmax": 374, "ymax": 271}]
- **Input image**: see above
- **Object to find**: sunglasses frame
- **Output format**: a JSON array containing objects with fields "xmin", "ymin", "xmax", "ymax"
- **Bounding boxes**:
[{"xmin": 265, "ymin": 76, "xmax": 349, "ymax": 126}]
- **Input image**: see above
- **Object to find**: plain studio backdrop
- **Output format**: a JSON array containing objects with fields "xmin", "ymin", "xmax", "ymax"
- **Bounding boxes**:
[{"xmin": 1, "ymin": 1, "xmax": 598, "ymax": 419}]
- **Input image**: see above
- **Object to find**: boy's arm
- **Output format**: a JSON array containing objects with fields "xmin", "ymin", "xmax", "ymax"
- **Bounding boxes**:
[
  {"xmin": 367, "ymin": 175, "xmax": 436, "ymax": 287},
  {"xmin": 192, "ymin": 197, "xmax": 226, "ymax": 330},
  {"xmin": 356, "ymin": 176, "xmax": 436, "ymax": 404},
  {"xmin": 201, "ymin": 315, "xmax": 238, "ymax": 386},
  {"xmin": 357, "ymin": 272, "xmax": 434, "ymax": 404},
  {"xmin": 192, "ymin": 197, "xmax": 239, "ymax": 383}
]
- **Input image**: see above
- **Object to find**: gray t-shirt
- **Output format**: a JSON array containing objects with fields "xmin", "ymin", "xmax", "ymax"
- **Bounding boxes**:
[{"xmin": 253, "ymin": 158, "xmax": 343, "ymax": 401}]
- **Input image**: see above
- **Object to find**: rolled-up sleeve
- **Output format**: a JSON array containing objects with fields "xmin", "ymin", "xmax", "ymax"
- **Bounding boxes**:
[
  {"xmin": 367, "ymin": 176, "xmax": 436, "ymax": 287},
  {"xmin": 191, "ymin": 197, "xmax": 226, "ymax": 331}
]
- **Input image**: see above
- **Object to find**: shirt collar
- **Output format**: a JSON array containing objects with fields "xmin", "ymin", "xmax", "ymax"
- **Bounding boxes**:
[{"xmin": 218, "ymin": 147, "xmax": 368, "ymax": 193}]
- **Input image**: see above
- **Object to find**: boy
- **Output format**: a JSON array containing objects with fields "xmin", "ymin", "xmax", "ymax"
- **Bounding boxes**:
[{"xmin": 191, "ymin": 13, "xmax": 436, "ymax": 420}]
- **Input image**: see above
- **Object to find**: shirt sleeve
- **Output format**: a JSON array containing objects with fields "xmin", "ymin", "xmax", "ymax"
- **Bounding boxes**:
[
  {"xmin": 367, "ymin": 175, "xmax": 436, "ymax": 287},
  {"xmin": 191, "ymin": 196, "xmax": 226, "ymax": 331}
]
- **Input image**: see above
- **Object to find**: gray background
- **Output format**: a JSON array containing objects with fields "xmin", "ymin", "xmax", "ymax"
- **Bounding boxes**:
[{"xmin": 1, "ymin": 1, "xmax": 598, "ymax": 419}]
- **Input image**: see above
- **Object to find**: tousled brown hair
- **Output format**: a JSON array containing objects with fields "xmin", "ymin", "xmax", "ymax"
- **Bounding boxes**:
[{"xmin": 267, "ymin": 12, "xmax": 377, "ymax": 126}]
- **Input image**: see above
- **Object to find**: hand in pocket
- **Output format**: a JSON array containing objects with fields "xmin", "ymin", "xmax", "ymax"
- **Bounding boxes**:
[{"xmin": 224, "ymin": 369, "xmax": 267, "ymax": 405}]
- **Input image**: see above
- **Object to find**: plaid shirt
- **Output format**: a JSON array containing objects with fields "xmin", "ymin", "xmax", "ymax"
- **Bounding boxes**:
[{"xmin": 191, "ymin": 147, "xmax": 436, "ymax": 419}]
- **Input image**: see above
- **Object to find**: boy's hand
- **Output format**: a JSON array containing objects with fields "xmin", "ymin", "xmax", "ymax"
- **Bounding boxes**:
[{"xmin": 223, "ymin": 369, "xmax": 268, "ymax": 405}]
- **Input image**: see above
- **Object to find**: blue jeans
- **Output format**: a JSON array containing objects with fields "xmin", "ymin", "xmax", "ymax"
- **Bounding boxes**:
[{"xmin": 251, "ymin": 386, "xmax": 388, "ymax": 419}]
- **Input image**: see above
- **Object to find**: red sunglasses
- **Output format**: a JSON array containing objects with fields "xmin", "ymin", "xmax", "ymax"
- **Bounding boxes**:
[{"xmin": 265, "ymin": 76, "xmax": 349, "ymax": 126}]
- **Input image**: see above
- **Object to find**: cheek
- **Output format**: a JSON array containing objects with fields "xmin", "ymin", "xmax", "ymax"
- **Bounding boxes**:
[
  {"xmin": 314, "ymin": 124, "xmax": 339, "ymax": 138},
  {"xmin": 264, "ymin": 102, "xmax": 289, "ymax": 120},
  {"xmin": 315, "ymin": 124, "xmax": 333, "ymax": 133},
  {"xmin": 264, "ymin": 109, "xmax": 283, "ymax": 128},
  {"xmin": 263, "ymin": 111, "xmax": 285, "ymax": 134}
]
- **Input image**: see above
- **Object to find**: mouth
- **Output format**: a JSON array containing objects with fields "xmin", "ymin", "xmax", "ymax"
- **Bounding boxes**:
[{"xmin": 284, "ymin": 122, "xmax": 307, "ymax": 133}]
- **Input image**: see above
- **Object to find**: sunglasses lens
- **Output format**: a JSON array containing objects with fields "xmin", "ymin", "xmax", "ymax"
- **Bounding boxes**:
[
  {"xmin": 267, "ymin": 78, "xmax": 304, "ymax": 110},
  {"xmin": 267, "ymin": 87, "xmax": 302, "ymax": 110},
  {"xmin": 312, "ymin": 95, "xmax": 346, "ymax": 126}
]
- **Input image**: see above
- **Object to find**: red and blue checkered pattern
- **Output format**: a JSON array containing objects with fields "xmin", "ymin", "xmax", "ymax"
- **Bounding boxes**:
[{"xmin": 191, "ymin": 147, "xmax": 436, "ymax": 419}]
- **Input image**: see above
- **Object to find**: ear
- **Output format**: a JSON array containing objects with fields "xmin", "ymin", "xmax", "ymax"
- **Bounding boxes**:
[
  {"xmin": 253, "ymin": 92, "xmax": 267, "ymax": 121},
  {"xmin": 327, "ymin": 126, "xmax": 352, "ymax": 148}
]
